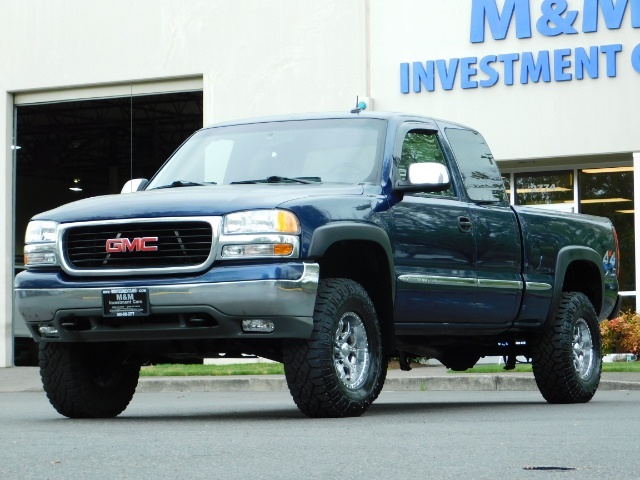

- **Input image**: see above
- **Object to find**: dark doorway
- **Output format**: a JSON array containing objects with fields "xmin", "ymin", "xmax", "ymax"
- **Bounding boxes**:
[{"xmin": 14, "ymin": 91, "xmax": 204, "ymax": 259}]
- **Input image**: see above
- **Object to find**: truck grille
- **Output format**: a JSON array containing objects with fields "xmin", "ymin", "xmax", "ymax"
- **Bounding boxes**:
[{"xmin": 64, "ymin": 221, "xmax": 214, "ymax": 270}]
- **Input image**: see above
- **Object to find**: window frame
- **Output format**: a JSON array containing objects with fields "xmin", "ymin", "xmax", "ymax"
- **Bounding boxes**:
[
  {"xmin": 393, "ymin": 123, "xmax": 458, "ymax": 199},
  {"xmin": 444, "ymin": 126, "xmax": 507, "ymax": 205}
]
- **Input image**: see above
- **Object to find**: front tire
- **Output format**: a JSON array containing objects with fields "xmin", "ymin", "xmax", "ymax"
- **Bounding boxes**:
[
  {"xmin": 284, "ymin": 278, "xmax": 387, "ymax": 418},
  {"xmin": 530, "ymin": 292, "xmax": 602, "ymax": 404},
  {"xmin": 40, "ymin": 342, "xmax": 140, "ymax": 418}
]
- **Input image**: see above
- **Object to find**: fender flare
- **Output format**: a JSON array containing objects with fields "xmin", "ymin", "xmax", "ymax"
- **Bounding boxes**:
[
  {"xmin": 307, "ymin": 222, "xmax": 396, "ymax": 295},
  {"xmin": 546, "ymin": 246, "xmax": 605, "ymax": 324}
]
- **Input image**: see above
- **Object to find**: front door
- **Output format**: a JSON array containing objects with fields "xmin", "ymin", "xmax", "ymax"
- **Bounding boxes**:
[
  {"xmin": 391, "ymin": 125, "xmax": 478, "ymax": 331},
  {"xmin": 393, "ymin": 196, "xmax": 477, "ymax": 327}
]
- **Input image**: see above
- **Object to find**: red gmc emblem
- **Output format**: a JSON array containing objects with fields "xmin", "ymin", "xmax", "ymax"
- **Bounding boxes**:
[{"xmin": 105, "ymin": 237, "xmax": 159, "ymax": 253}]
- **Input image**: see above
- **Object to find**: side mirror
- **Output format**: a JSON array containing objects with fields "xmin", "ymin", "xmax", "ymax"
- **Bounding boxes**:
[
  {"xmin": 121, "ymin": 178, "xmax": 148, "ymax": 194},
  {"xmin": 394, "ymin": 163, "xmax": 451, "ymax": 193}
]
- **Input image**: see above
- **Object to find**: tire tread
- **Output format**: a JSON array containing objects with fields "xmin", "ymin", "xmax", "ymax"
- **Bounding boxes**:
[
  {"xmin": 284, "ymin": 278, "xmax": 386, "ymax": 418},
  {"xmin": 531, "ymin": 292, "xmax": 602, "ymax": 404},
  {"xmin": 40, "ymin": 342, "xmax": 140, "ymax": 418}
]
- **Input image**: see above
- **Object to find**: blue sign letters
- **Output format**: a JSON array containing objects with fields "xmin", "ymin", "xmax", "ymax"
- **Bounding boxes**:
[
  {"xmin": 402, "ymin": 0, "xmax": 640, "ymax": 93},
  {"xmin": 470, "ymin": 0, "xmax": 532, "ymax": 42}
]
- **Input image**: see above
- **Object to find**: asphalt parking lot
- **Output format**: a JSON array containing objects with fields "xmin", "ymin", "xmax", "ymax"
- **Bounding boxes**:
[{"xmin": 2, "ymin": 389, "xmax": 640, "ymax": 480}]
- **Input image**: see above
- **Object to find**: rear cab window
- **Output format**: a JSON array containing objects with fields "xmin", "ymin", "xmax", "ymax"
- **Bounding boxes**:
[{"xmin": 444, "ymin": 128, "xmax": 507, "ymax": 204}]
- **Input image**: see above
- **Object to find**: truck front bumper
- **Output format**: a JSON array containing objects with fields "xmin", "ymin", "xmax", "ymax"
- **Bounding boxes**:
[{"xmin": 14, "ymin": 262, "xmax": 319, "ymax": 343}]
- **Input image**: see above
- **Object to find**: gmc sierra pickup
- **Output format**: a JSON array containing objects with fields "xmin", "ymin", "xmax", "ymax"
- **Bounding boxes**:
[{"xmin": 15, "ymin": 111, "xmax": 620, "ymax": 418}]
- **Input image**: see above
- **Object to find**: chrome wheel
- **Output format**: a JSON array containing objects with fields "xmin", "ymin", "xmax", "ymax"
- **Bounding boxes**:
[
  {"xmin": 333, "ymin": 311, "xmax": 370, "ymax": 389},
  {"xmin": 531, "ymin": 292, "xmax": 601, "ymax": 404},
  {"xmin": 573, "ymin": 318, "xmax": 595, "ymax": 380},
  {"xmin": 284, "ymin": 279, "xmax": 386, "ymax": 417}
]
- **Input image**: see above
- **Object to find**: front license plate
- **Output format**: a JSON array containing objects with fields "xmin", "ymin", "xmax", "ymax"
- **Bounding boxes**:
[{"xmin": 102, "ymin": 288, "xmax": 150, "ymax": 317}]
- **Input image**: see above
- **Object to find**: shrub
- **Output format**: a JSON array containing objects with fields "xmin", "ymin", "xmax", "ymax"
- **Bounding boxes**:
[{"xmin": 600, "ymin": 311, "xmax": 640, "ymax": 355}]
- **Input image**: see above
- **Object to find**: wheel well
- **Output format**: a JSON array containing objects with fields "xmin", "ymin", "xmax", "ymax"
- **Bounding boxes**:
[
  {"xmin": 317, "ymin": 240, "xmax": 395, "ymax": 356},
  {"xmin": 562, "ymin": 260, "xmax": 602, "ymax": 314}
]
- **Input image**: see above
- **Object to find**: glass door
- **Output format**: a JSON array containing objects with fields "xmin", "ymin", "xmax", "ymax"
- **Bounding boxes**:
[{"xmin": 514, "ymin": 170, "xmax": 576, "ymax": 212}]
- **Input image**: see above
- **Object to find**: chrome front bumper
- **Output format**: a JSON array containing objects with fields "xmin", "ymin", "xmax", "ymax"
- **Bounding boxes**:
[{"xmin": 15, "ymin": 263, "xmax": 320, "ymax": 342}]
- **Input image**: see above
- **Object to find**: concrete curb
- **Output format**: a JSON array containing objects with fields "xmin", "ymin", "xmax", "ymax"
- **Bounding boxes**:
[
  {"xmin": 597, "ymin": 380, "xmax": 640, "ymax": 391},
  {"xmin": 4, "ymin": 368, "xmax": 640, "ymax": 394},
  {"xmin": 137, "ymin": 376, "xmax": 288, "ymax": 393},
  {"xmin": 135, "ymin": 375, "xmax": 640, "ymax": 393}
]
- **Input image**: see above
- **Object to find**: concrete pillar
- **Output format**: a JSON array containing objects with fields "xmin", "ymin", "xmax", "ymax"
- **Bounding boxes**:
[
  {"xmin": 634, "ymin": 153, "xmax": 640, "ymax": 312},
  {"xmin": 202, "ymin": 74, "xmax": 213, "ymax": 127},
  {"xmin": 0, "ymin": 91, "xmax": 14, "ymax": 367}
]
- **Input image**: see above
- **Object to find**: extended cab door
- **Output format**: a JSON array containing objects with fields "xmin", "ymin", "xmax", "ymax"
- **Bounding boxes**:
[
  {"xmin": 392, "ymin": 123, "xmax": 478, "ymax": 330},
  {"xmin": 443, "ymin": 126, "xmax": 522, "ymax": 325}
]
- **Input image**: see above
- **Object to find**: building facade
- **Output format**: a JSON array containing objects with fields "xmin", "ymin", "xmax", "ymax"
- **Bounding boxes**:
[{"xmin": 1, "ymin": 0, "xmax": 638, "ymax": 366}]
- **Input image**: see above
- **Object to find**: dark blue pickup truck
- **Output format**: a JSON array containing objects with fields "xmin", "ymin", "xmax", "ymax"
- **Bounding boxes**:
[{"xmin": 15, "ymin": 112, "xmax": 620, "ymax": 418}]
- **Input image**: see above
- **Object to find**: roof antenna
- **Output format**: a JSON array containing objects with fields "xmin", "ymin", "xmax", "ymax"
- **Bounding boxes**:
[{"xmin": 350, "ymin": 96, "xmax": 366, "ymax": 114}]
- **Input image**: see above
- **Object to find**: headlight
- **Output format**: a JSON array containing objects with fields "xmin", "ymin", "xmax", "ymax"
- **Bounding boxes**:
[
  {"xmin": 219, "ymin": 210, "xmax": 300, "ymax": 260},
  {"xmin": 25, "ymin": 220, "xmax": 58, "ymax": 243},
  {"xmin": 223, "ymin": 210, "xmax": 300, "ymax": 234},
  {"xmin": 24, "ymin": 220, "xmax": 59, "ymax": 266}
]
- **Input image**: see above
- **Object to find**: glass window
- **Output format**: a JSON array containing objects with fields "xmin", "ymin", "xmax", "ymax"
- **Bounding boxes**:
[
  {"xmin": 621, "ymin": 296, "xmax": 636, "ymax": 313},
  {"xmin": 14, "ymin": 91, "xmax": 203, "ymax": 266},
  {"xmin": 147, "ymin": 118, "xmax": 386, "ymax": 187},
  {"xmin": 204, "ymin": 139, "xmax": 234, "ymax": 184},
  {"xmin": 397, "ymin": 130, "xmax": 454, "ymax": 197},
  {"xmin": 503, "ymin": 175, "xmax": 512, "ymax": 203},
  {"xmin": 445, "ymin": 128, "xmax": 505, "ymax": 203},
  {"xmin": 515, "ymin": 171, "xmax": 574, "ymax": 206},
  {"xmin": 580, "ymin": 167, "xmax": 634, "ymax": 294}
]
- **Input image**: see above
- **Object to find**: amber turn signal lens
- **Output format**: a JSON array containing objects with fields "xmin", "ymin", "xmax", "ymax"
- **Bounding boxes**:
[{"xmin": 273, "ymin": 243, "xmax": 294, "ymax": 256}]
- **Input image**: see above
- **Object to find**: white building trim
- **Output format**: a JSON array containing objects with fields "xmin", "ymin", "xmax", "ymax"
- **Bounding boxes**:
[
  {"xmin": 1, "ymin": 92, "xmax": 14, "ymax": 367},
  {"xmin": 634, "ymin": 153, "xmax": 640, "ymax": 308},
  {"xmin": 13, "ymin": 76, "xmax": 204, "ymax": 105}
]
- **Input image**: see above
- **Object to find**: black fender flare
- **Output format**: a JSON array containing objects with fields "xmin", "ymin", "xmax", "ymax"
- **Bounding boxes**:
[
  {"xmin": 307, "ymin": 222, "xmax": 396, "ymax": 295},
  {"xmin": 546, "ymin": 246, "xmax": 605, "ymax": 324}
]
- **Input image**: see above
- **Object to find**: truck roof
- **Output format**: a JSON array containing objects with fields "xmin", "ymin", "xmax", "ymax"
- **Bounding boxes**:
[{"xmin": 202, "ymin": 111, "xmax": 469, "ymax": 131}]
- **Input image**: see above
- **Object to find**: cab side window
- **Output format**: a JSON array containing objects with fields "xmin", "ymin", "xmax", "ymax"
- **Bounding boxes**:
[
  {"xmin": 398, "ymin": 130, "xmax": 455, "ymax": 197},
  {"xmin": 445, "ymin": 127, "xmax": 506, "ymax": 203}
]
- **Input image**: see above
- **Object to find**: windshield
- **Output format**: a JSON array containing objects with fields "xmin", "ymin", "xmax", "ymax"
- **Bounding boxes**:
[{"xmin": 146, "ymin": 118, "xmax": 386, "ymax": 188}]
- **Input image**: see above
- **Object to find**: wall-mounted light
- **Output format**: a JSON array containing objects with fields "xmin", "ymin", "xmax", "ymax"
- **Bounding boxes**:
[
  {"xmin": 11, "ymin": 145, "xmax": 21, "ymax": 150},
  {"xmin": 69, "ymin": 178, "xmax": 82, "ymax": 192},
  {"xmin": 515, "ymin": 187, "xmax": 571, "ymax": 194},
  {"xmin": 579, "ymin": 198, "xmax": 632, "ymax": 204},
  {"xmin": 582, "ymin": 167, "xmax": 634, "ymax": 174}
]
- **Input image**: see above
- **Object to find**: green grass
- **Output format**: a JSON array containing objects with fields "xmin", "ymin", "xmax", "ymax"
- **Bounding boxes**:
[
  {"xmin": 451, "ymin": 362, "xmax": 640, "ymax": 374},
  {"xmin": 601, "ymin": 362, "xmax": 640, "ymax": 372},
  {"xmin": 140, "ymin": 362, "xmax": 284, "ymax": 377},
  {"xmin": 451, "ymin": 364, "xmax": 533, "ymax": 374}
]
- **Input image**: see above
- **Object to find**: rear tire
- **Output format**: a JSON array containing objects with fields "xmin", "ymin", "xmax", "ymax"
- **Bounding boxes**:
[
  {"xmin": 530, "ymin": 292, "xmax": 602, "ymax": 404},
  {"xmin": 284, "ymin": 278, "xmax": 386, "ymax": 418},
  {"xmin": 40, "ymin": 342, "xmax": 140, "ymax": 418}
]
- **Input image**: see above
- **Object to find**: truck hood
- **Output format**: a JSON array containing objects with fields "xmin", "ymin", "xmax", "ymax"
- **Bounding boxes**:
[{"xmin": 33, "ymin": 184, "xmax": 365, "ymax": 223}]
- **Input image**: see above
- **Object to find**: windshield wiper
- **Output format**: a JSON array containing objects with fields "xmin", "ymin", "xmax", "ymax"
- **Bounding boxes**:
[
  {"xmin": 153, "ymin": 180, "xmax": 216, "ymax": 189},
  {"xmin": 230, "ymin": 176, "xmax": 321, "ymax": 185}
]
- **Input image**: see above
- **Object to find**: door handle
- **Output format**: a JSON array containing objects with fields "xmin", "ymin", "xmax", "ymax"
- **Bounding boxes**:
[{"xmin": 457, "ymin": 216, "xmax": 473, "ymax": 233}]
